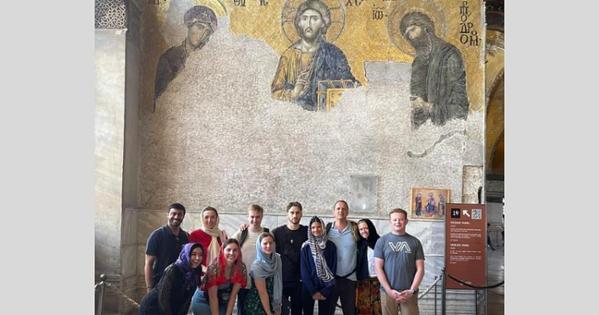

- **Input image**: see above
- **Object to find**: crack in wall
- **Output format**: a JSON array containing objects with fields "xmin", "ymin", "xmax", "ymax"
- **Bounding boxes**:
[{"xmin": 407, "ymin": 129, "xmax": 466, "ymax": 158}]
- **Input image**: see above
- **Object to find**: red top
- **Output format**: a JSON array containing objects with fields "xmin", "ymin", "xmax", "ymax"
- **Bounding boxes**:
[
  {"xmin": 189, "ymin": 229, "xmax": 222, "ymax": 267},
  {"xmin": 201, "ymin": 245, "xmax": 247, "ymax": 290}
]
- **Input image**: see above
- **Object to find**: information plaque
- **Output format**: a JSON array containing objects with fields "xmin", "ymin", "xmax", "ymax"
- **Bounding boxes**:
[{"xmin": 445, "ymin": 203, "xmax": 486, "ymax": 289}]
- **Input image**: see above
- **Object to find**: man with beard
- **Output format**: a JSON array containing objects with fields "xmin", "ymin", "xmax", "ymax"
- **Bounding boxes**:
[
  {"xmin": 438, "ymin": 193, "xmax": 446, "ymax": 216},
  {"xmin": 425, "ymin": 192, "xmax": 435, "ymax": 217},
  {"xmin": 414, "ymin": 192, "xmax": 422, "ymax": 217},
  {"xmin": 400, "ymin": 11, "xmax": 470, "ymax": 128},
  {"xmin": 153, "ymin": 5, "xmax": 217, "ymax": 111},
  {"xmin": 271, "ymin": 202, "xmax": 310, "ymax": 315},
  {"xmin": 144, "ymin": 203, "xmax": 190, "ymax": 292},
  {"xmin": 271, "ymin": 0, "xmax": 358, "ymax": 111}
]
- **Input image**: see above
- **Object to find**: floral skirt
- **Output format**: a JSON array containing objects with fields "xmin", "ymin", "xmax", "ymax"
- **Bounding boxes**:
[
  {"xmin": 244, "ymin": 276, "xmax": 273, "ymax": 315},
  {"xmin": 356, "ymin": 277, "xmax": 382, "ymax": 315}
]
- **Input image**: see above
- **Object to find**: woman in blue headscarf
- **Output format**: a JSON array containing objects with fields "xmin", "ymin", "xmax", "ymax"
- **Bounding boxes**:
[
  {"xmin": 243, "ymin": 232, "xmax": 283, "ymax": 315},
  {"xmin": 300, "ymin": 216, "xmax": 337, "ymax": 315},
  {"xmin": 140, "ymin": 242, "xmax": 204, "ymax": 315}
]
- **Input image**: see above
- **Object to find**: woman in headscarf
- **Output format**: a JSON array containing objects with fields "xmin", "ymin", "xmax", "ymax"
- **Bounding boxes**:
[
  {"xmin": 140, "ymin": 242, "xmax": 204, "ymax": 315},
  {"xmin": 356, "ymin": 219, "xmax": 381, "ymax": 315},
  {"xmin": 189, "ymin": 206, "xmax": 229, "ymax": 269},
  {"xmin": 191, "ymin": 239, "xmax": 247, "ymax": 315},
  {"xmin": 300, "ymin": 216, "xmax": 337, "ymax": 315},
  {"xmin": 243, "ymin": 232, "xmax": 283, "ymax": 315}
]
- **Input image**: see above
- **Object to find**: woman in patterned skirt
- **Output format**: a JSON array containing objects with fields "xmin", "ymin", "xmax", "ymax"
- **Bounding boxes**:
[
  {"xmin": 243, "ymin": 232, "xmax": 283, "ymax": 315},
  {"xmin": 356, "ymin": 219, "xmax": 381, "ymax": 315}
]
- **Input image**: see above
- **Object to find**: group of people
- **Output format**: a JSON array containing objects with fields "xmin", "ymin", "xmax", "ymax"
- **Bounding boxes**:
[{"xmin": 140, "ymin": 201, "xmax": 425, "ymax": 315}]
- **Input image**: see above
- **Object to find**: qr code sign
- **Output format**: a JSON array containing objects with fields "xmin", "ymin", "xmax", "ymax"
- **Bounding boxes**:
[{"xmin": 472, "ymin": 209, "xmax": 482, "ymax": 220}]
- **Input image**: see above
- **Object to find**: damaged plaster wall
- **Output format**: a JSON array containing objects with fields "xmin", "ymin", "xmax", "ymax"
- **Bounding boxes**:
[{"xmin": 138, "ymin": 18, "xmax": 483, "ymax": 215}]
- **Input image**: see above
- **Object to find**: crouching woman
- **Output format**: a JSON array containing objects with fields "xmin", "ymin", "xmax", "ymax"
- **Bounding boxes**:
[
  {"xmin": 140, "ymin": 242, "xmax": 204, "ymax": 315},
  {"xmin": 191, "ymin": 239, "xmax": 247, "ymax": 315}
]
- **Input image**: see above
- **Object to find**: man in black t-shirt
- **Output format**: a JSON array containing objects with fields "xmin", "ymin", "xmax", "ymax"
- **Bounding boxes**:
[
  {"xmin": 272, "ymin": 202, "xmax": 310, "ymax": 315},
  {"xmin": 144, "ymin": 203, "xmax": 190, "ymax": 291}
]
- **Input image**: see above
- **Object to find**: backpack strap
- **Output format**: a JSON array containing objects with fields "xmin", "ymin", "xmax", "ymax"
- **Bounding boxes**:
[
  {"xmin": 240, "ymin": 227, "xmax": 270, "ymax": 247},
  {"xmin": 239, "ymin": 229, "xmax": 248, "ymax": 247}
]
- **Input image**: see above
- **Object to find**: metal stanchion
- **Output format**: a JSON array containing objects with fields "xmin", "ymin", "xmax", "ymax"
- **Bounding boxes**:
[
  {"xmin": 441, "ymin": 268, "xmax": 446, "ymax": 315},
  {"xmin": 95, "ymin": 274, "xmax": 107, "ymax": 315},
  {"xmin": 434, "ymin": 277, "xmax": 437, "ymax": 315}
]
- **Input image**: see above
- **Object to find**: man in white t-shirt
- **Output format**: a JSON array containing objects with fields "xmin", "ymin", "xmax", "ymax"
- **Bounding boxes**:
[{"xmin": 232, "ymin": 204, "xmax": 269, "ymax": 315}]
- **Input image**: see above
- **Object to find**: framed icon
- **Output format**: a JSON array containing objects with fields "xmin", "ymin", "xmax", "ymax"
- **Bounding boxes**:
[{"xmin": 410, "ymin": 187, "xmax": 451, "ymax": 221}]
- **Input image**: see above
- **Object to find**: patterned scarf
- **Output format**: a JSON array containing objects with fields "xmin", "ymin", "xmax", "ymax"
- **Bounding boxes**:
[
  {"xmin": 174, "ymin": 243, "xmax": 203, "ymax": 289},
  {"xmin": 307, "ymin": 216, "xmax": 335, "ymax": 283},
  {"xmin": 251, "ymin": 234, "xmax": 283, "ymax": 313},
  {"xmin": 202, "ymin": 213, "xmax": 226, "ymax": 270}
]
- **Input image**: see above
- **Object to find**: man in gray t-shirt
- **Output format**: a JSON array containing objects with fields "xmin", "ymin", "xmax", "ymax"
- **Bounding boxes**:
[{"xmin": 374, "ymin": 208, "xmax": 425, "ymax": 315}]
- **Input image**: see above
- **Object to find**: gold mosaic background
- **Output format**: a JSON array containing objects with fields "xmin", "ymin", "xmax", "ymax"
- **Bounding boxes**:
[{"xmin": 141, "ymin": 0, "xmax": 484, "ymax": 112}]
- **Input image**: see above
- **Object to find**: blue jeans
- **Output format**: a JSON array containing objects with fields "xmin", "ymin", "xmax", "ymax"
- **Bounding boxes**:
[{"xmin": 191, "ymin": 288, "xmax": 227, "ymax": 315}]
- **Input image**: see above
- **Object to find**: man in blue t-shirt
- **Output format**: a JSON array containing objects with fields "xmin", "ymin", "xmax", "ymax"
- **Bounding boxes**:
[
  {"xmin": 144, "ymin": 203, "xmax": 190, "ymax": 291},
  {"xmin": 374, "ymin": 208, "xmax": 425, "ymax": 315},
  {"xmin": 326, "ymin": 200, "xmax": 360, "ymax": 315}
]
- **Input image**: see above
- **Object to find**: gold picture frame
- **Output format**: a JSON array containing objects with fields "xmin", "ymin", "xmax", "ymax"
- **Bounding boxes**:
[{"xmin": 409, "ymin": 187, "xmax": 451, "ymax": 221}]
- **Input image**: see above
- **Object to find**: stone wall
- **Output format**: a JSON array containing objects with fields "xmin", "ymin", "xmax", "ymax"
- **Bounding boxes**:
[
  {"xmin": 95, "ymin": 28, "xmax": 126, "ymax": 314},
  {"xmin": 137, "ymin": 17, "xmax": 484, "ymax": 214}
]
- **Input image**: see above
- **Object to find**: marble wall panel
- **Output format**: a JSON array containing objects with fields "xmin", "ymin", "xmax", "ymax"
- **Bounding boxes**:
[
  {"xmin": 462, "ymin": 165, "xmax": 484, "ymax": 203},
  {"xmin": 95, "ymin": 29, "xmax": 126, "ymax": 278},
  {"xmin": 122, "ymin": 207, "xmax": 137, "ymax": 246},
  {"xmin": 121, "ymin": 245, "xmax": 138, "ymax": 278},
  {"xmin": 136, "ymin": 210, "xmax": 167, "ymax": 244},
  {"xmin": 136, "ymin": 244, "xmax": 146, "ymax": 278}
]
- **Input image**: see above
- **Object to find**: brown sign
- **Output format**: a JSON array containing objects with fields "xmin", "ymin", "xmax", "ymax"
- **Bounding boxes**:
[{"xmin": 445, "ymin": 203, "xmax": 486, "ymax": 289}]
